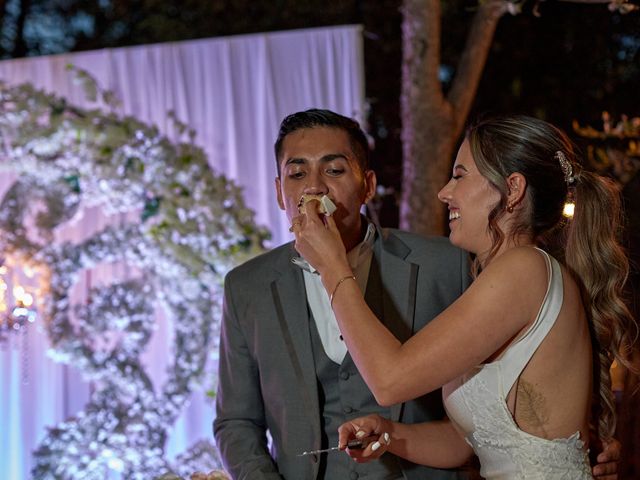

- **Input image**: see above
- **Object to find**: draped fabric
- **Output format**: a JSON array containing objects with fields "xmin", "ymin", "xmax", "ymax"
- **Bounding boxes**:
[{"xmin": 0, "ymin": 25, "xmax": 365, "ymax": 477}]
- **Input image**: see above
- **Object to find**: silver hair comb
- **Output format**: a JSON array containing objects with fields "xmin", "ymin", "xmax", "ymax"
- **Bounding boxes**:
[{"xmin": 555, "ymin": 151, "xmax": 575, "ymax": 185}]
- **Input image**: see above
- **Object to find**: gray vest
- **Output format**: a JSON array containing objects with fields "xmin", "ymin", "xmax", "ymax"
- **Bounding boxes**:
[{"xmin": 309, "ymin": 316, "xmax": 403, "ymax": 480}]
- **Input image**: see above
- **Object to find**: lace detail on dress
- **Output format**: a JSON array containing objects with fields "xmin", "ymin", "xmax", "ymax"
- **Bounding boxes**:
[{"xmin": 459, "ymin": 372, "xmax": 592, "ymax": 479}]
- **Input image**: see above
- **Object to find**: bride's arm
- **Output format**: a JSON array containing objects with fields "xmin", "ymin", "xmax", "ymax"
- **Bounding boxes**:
[
  {"xmin": 295, "ymin": 214, "xmax": 547, "ymax": 405},
  {"xmin": 339, "ymin": 415, "xmax": 473, "ymax": 468}
]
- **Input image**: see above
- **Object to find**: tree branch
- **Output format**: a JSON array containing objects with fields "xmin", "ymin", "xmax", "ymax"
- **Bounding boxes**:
[{"xmin": 447, "ymin": 0, "xmax": 508, "ymax": 138}]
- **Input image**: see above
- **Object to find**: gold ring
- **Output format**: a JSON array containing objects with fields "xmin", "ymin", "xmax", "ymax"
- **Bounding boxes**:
[{"xmin": 289, "ymin": 222, "xmax": 301, "ymax": 232}]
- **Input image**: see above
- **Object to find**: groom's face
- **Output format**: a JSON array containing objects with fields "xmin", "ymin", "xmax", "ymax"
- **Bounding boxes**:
[{"xmin": 275, "ymin": 126, "xmax": 376, "ymax": 248}]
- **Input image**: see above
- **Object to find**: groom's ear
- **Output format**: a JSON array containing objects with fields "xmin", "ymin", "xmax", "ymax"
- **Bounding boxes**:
[
  {"xmin": 362, "ymin": 170, "xmax": 377, "ymax": 205},
  {"xmin": 275, "ymin": 177, "xmax": 285, "ymax": 211}
]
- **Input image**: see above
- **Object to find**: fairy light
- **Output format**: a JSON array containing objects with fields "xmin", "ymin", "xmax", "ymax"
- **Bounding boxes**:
[
  {"xmin": 0, "ymin": 255, "xmax": 41, "ymax": 343},
  {"xmin": 21, "ymin": 293, "xmax": 34, "ymax": 307},
  {"xmin": 563, "ymin": 201, "xmax": 575, "ymax": 218}
]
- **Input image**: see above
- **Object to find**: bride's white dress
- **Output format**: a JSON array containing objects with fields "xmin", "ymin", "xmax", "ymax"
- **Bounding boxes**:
[{"xmin": 442, "ymin": 249, "xmax": 593, "ymax": 479}]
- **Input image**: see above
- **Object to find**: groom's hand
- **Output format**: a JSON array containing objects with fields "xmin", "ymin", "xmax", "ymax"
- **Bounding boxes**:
[{"xmin": 592, "ymin": 438, "xmax": 621, "ymax": 480}]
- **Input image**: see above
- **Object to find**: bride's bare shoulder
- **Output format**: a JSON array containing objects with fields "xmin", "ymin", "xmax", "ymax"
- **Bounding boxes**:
[{"xmin": 479, "ymin": 246, "xmax": 549, "ymax": 283}]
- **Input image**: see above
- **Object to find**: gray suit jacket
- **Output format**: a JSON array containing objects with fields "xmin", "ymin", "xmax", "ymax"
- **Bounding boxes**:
[{"xmin": 214, "ymin": 228, "xmax": 471, "ymax": 479}]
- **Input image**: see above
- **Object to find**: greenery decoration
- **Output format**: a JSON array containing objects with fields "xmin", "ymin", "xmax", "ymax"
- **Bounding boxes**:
[{"xmin": 0, "ymin": 68, "xmax": 267, "ymax": 479}]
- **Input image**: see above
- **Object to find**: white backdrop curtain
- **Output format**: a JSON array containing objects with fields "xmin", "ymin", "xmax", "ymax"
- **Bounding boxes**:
[{"xmin": 0, "ymin": 25, "xmax": 365, "ymax": 478}]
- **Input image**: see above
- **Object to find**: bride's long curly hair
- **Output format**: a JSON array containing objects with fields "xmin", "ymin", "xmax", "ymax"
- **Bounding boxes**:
[{"xmin": 466, "ymin": 114, "xmax": 638, "ymax": 443}]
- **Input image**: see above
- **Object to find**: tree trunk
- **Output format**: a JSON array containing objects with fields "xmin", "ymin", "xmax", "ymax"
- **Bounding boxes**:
[
  {"xmin": 399, "ymin": 0, "xmax": 451, "ymax": 235},
  {"xmin": 399, "ymin": 0, "xmax": 506, "ymax": 236},
  {"xmin": 12, "ymin": 0, "xmax": 31, "ymax": 58}
]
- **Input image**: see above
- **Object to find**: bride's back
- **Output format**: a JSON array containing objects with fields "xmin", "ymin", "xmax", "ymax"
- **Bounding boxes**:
[{"xmin": 506, "ymin": 262, "xmax": 592, "ymax": 445}]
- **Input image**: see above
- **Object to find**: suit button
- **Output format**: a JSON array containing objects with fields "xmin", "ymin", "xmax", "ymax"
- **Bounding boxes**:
[
  {"xmin": 349, "ymin": 472, "xmax": 359, "ymax": 479},
  {"xmin": 343, "ymin": 406, "xmax": 353, "ymax": 414},
  {"xmin": 340, "ymin": 371, "xmax": 350, "ymax": 380}
]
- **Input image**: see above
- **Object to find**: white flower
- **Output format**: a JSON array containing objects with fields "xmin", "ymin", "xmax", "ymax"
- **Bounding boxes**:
[{"xmin": 1, "ymin": 78, "xmax": 267, "ymax": 478}]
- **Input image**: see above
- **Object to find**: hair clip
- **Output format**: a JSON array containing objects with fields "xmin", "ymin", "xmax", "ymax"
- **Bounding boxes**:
[{"xmin": 555, "ymin": 151, "xmax": 575, "ymax": 185}]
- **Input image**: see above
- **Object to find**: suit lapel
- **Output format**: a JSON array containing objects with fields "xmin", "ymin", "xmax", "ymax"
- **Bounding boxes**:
[
  {"xmin": 371, "ymin": 230, "xmax": 419, "ymax": 421},
  {"xmin": 377, "ymin": 232, "xmax": 418, "ymax": 343},
  {"xmin": 270, "ymin": 245, "xmax": 321, "ymax": 450}
]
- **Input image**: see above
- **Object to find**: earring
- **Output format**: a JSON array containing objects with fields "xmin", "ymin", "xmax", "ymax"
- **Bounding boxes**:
[{"xmin": 506, "ymin": 203, "xmax": 514, "ymax": 213}]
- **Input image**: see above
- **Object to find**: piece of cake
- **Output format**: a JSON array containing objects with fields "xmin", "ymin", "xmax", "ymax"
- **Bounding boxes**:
[{"xmin": 297, "ymin": 194, "xmax": 337, "ymax": 216}]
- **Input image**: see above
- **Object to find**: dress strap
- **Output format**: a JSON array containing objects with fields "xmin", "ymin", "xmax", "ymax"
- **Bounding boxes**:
[{"xmin": 499, "ymin": 248, "xmax": 564, "ymax": 396}]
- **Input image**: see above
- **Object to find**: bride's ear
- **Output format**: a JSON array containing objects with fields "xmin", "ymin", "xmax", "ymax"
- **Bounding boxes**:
[{"xmin": 506, "ymin": 173, "xmax": 527, "ymax": 207}]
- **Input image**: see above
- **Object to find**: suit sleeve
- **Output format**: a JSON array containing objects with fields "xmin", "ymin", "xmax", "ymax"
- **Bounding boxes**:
[
  {"xmin": 458, "ymin": 247, "xmax": 472, "ymax": 294},
  {"xmin": 213, "ymin": 274, "xmax": 284, "ymax": 479}
]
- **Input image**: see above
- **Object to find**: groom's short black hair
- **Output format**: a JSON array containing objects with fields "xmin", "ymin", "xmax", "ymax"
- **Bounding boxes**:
[{"xmin": 274, "ymin": 108, "xmax": 370, "ymax": 176}]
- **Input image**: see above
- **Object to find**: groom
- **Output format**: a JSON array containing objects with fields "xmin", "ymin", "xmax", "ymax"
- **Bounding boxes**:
[{"xmin": 213, "ymin": 109, "xmax": 620, "ymax": 479}]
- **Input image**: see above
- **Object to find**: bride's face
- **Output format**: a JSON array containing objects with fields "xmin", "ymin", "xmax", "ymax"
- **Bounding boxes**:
[{"xmin": 438, "ymin": 140, "xmax": 501, "ymax": 257}]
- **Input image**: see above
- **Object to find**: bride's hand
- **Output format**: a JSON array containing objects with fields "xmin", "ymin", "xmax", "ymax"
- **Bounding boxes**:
[
  {"xmin": 338, "ymin": 414, "xmax": 392, "ymax": 463},
  {"xmin": 292, "ymin": 204, "xmax": 349, "ymax": 276}
]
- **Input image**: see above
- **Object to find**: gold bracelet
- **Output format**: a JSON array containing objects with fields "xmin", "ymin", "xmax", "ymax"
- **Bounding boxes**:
[{"xmin": 329, "ymin": 275, "xmax": 356, "ymax": 307}]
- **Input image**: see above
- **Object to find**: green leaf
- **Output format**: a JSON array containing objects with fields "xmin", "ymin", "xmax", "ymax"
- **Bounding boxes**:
[
  {"xmin": 141, "ymin": 196, "xmax": 162, "ymax": 221},
  {"xmin": 63, "ymin": 175, "xmax": 81, "ymax": 194}
]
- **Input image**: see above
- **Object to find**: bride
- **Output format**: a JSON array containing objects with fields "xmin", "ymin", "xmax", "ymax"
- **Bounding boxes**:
[{"xmin": 292, "ymin": 115, "xmax": 637, "ymax": 478}]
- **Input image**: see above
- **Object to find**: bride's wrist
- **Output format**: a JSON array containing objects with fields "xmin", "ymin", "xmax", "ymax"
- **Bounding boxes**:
[{"xmin": 324, "ymin": 271, "xmax": 356, "ymax": 305}]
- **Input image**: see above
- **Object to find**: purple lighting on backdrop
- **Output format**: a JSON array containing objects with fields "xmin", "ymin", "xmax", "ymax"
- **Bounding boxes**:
[{"xmin": 0, "ymin": 24, "xmax": 365, "ymax": 478}]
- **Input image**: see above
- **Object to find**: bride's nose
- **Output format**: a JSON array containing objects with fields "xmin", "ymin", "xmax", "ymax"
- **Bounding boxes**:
[{"xmin": 438, "ymin": 179, "xmax": 453, "ymax": 204}]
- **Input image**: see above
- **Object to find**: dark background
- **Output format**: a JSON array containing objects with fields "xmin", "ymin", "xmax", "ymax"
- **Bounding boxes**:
[{"xmin": 1, "ymin": 0, "xmax": 638, "ymax": 208}]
